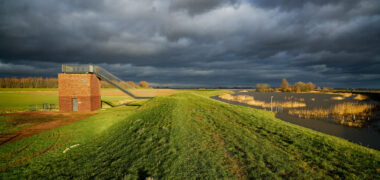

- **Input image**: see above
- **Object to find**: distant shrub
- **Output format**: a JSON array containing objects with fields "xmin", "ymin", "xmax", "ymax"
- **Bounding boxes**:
[
  {"xmin": 291, "ymin": 81, "xmax": 316, "ymax": 93},
  {"xmin": 139, "ymin": 81, "xmax": 150, "ymax": 88},
  {"xmin": 256, "ymin": 83, "xmax": 270, "ymax": 92},
  {"xmin": 305, "ymin": 82, "xmax": 315, "ymax": 91},
  {"xmin": 292, "ymin": 81, "xmax": 305, "ymax": 93}
]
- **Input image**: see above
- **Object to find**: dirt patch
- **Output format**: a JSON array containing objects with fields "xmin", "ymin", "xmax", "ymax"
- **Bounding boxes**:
[{"xmin": 0, "ymin": 112, "xmax": 96, "ymax": 145}]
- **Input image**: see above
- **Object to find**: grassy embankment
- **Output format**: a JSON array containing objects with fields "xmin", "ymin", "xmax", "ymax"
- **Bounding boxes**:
[{"xmin": 0, "ymin": 91, "xmax": 379, "ymax": 179}]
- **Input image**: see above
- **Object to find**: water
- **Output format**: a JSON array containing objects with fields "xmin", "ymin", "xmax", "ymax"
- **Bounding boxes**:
[{"xmin": 212, "ymin": 91, "xmax": 380, "ymax": 150}]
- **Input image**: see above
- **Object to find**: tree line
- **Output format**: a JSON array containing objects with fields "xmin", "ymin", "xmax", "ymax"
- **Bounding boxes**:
[
  {"xmin": 256, "ymin": 78, "xmax": 325, "ymax": 92},
  {"xmin": 0, "ymin": 77, "xmax": 150, "ymax": 88},
  {"xmin": 0, "ymin": 77, "xmax": 58, "ymax": 88}
]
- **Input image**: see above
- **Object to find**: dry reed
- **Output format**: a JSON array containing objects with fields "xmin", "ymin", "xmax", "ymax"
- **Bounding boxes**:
[
  {"xmin": 354, "ymin": 94, "xmax": 368, "ymax": 101},
  {"xmin": 288, "ymin": 102, "xmax": 375, "ymax": 127},
  {"xmin": 332, "ymin": 102, "xmax": 373, "ymax": 115},
  {"xmin": 234, "ymin": 95, "xmax": 254, "ymax": 102},
  {"xmin": 219, "ymin": 94, "xmax": 306, "ymax": 108},
  {"xmin": 331, "ymin": 96, "xmax": 344, "ymax": 100},
  {"xmin": 339, "ymin": 93, "xmax": 353, "ymax": 98},
  {"xmin": 218, "ymin": 93, "xmax": 235, "ymax": 101}
]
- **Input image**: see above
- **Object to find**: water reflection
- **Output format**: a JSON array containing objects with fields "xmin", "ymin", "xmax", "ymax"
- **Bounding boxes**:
[{"xmin": 212, "ymin": 91, "xmax": 380, "ymax": 150}]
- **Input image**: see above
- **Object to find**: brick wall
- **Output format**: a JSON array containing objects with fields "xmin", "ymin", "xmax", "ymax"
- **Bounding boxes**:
[{"xmin": 58, "ymin": 73, "xmax": 101, "ymax": 112}]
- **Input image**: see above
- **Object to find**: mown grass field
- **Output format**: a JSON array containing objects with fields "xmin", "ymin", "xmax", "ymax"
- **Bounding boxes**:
[
  {"xmin": 0, "ymin": 91, "xmax": 379, "ymax": 179},
  {"xmin": 0, "ymin": 93, "xmax": 58, "ymax": 113}
]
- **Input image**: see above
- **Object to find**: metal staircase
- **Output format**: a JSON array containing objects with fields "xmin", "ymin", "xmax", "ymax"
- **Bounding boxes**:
[{"xmin": 62, "ymin": 64, "xmax": 152, "ymax": 99}]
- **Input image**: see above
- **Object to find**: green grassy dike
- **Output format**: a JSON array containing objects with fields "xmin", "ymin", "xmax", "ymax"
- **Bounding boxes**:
[{"xmin": 1, "ymin": 93, "xmax": 379, "ymax": 179}]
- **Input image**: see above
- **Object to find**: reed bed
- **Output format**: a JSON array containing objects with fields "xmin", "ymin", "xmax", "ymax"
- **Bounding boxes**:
[
  {"xmin": 340, "ymin": 93, "xmax": 353, "ymax": 98},
  {"xmin": 354, "ymin": 94, "xmax": 368, "ymax": 101},
  {"xmin": 288, "ymin": 102, "xmax": 375, "ymax": 127},
  {"xmin": 284, "ymin": 96, "xmax": 294, "ymax": 100},
  {"xmin": 219, "ymin": 94, "xmax": 306, "ymax": 108},
  {"xmin": 325, "ymin": 92, "xmax": 353, "ymax": 98},
  {"xmin": 288, "ymin": 108, "xmax": 330, "ymax": 119},
  {"xmin": 234, "ymin": 95, "xmax": 254, "ymax": 102},
  {"xmin": 218, "ymin": 93, "xmax": 235, "ymax": 101},
  {"xmin": 219, "ymin": 93, "xmax": 376, "ymax": 128},
  {"xmin": 331, "ymin": 96, "xmax": 344, "ymax": 100},
  {"xmin": 332, "ymin": 102, "xmax": 374, "ymax": 115}
]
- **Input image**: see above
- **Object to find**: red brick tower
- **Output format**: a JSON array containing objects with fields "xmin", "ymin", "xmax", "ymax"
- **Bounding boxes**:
[{"xmin": 58, "ymin": 73, "xmax": 101, "ymax": 112}]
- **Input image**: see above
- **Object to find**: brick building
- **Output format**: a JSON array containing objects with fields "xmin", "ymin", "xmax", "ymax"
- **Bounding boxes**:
[{"xmin": 58, "ymin": 73, "xmax": 101, "ymax": 112}]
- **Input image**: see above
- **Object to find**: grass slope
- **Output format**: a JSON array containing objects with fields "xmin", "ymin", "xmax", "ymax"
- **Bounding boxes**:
[{"xmin": 1, "ymin": 93, "xmax": 379, "ymax": 179}]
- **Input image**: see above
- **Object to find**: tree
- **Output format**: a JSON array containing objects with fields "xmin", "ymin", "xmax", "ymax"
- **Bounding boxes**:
[
  {"xmin": 280, "ymin": 78, "xmax": 290, "ymax": 92},
  {"xmin": 139, "ymin": 81, "xmax": 150, "ymax": 88},
  {"xmin": 126, "ymin": 81, "xmax": 138, "ymax": 88},
  {"xmin": 256, "ymin": 83, "xmax": 270, "ymax": 92},
  {"xmin": 293, "ymin": 81, "xmax": 305, "ymax": 93},
  {"xmin": 305, "ymin": 82, "xmax": 315, "ymax": 91}
]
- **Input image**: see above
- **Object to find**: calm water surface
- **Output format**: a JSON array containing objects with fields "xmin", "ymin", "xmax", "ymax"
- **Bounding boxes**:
[{"xmin": 212, "ymin": 91, "xmax": 380, "ymax": 150}]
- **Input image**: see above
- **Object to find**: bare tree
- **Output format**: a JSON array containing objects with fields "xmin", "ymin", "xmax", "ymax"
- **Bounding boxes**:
[{"xmin": 280, "ymin": 78, "xmax": 290, "ymax": 92}]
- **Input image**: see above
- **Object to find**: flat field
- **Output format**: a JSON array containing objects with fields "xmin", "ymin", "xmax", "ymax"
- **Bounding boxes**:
[
  {"xmin": 0, "ymin": 88, "xmax": 198, "ymax": 113},
  {"xmin": 0, "ymin": 90, "xmax": 379, "ymax": 179}
]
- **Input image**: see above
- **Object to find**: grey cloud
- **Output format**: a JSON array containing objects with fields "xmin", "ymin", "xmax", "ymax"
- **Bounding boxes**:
[
  {"xmin": 0, "ymin": 0, "xmax": 379, "ymax": 88},
  {"xmin": 169, "ymin": 0, "xmax": 240, "ymax": 15}
]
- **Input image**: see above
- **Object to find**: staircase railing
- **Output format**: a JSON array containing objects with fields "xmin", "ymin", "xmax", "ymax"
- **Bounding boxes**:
[{"xmin": 62, "ymin": 64, "xmax": 152, "ymax": 99}]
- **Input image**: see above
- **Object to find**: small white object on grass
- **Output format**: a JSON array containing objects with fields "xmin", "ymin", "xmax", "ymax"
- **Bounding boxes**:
[
  {"xmin": 63, "ymin": 144, "xmax": 80, "ymax": 153},
  {"xmin": 63, "ymin": 148, "xmax": 70, "ymax": 153}
]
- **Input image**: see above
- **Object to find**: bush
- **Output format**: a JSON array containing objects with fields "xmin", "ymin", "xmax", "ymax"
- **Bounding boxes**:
[
  {"xmin": 256, "ymin": 83, "xmax": 270, "ymax": 92},
  {"xmin": 139, "ymin": 81, "xmax": 150, "ymax": 88},
  {"xmin": 291, "ymin": 81, "xmax": 316, "ymax": 93}
]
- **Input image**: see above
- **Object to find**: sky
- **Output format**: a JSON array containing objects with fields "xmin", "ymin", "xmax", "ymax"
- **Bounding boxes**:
[{"xmin": 0, "ymin": 0, "xmax": 379, "ymax": 88}]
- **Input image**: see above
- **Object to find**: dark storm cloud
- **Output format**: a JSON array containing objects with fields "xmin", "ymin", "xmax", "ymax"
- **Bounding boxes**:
[
  {"xmin": 169, "ymin": 0, "xmax": 240, "ymax": 14},
  {"xmin": 0, "ymin": 0, "xmax": 379, "ymax": 88}
]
